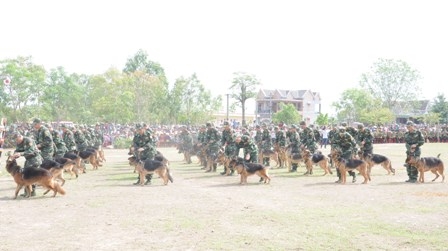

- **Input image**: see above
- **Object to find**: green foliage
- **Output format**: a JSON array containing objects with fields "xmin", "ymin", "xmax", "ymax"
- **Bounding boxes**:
[
  {"xmin": 360, "ymin": 58, "xmax": 421, "ymax": 110},
  {"xmin": 422, "ymin": 112, "xmax": 441, "ymax": 126},
  {"xmin": 229, "ymin": 72, "xmax": 260, "ymax": 126},
  {"xmin": 315, "ymin": 113, "xmax": 330, "ymax": 126},
  {"xmin": 271, "ymin": 103, "xmax": 301, "ymax": 125},
  {"xmin": 431, "ymin": 94, "xmax": 448, "ymax": 123}
]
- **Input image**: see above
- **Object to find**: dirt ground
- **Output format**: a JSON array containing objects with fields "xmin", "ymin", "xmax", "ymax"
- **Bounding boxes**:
[{"xmin": 1, "ymin": 144, "xmax": 447, "ymax": 251}]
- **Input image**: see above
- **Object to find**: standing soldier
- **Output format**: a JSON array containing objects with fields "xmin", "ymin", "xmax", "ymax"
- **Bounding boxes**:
[
  {"xmin": 196, "ymin": 125, "xmax": 208, "ymax": 169},
  {"xmin": 286, "ymin": 125, "xmax": 301, "ymax": 172},
  {"xmin": 73, "ymin": 125, "xmax": 88, "ymax": 152},
  {"xmin": 204, "ymin": 122, "xmax": 221, "ymax": 172},
  {"xmin": 254, "ymin": 125, "xmax": 263, "ymax": 159},
  {"xmin": 32, "ymin": 118, "xmax": 54, "ymax": 161},
  {"xmin": 261, "ymin": 123, "xmax": 273, "ymax": 166},
  {"xmin": 403, "ymin": 121, "xmax": 424, "ymax": 183},
  {"xmin": 13, "ymin": 133, "xmax": 43, "ymax": 197},
  {"xmin": 357, "ymin": 123, "xmax": 373, "ymax": 158},
  {"xmin": 62, "ymin": 124, "xmax": 77, "ymax": 154},
  {"xmin": 274, "ymin": 126, "xmax": 287, "ymax": 168},
  {"xmin": 299, "ymin": 121, "xmax": 318, "ymax": 174},
  {"xmin": 48, "ymin": 124, "xmax": 68, "ymax": 158},
  {"xmin": 235, "ymin": 135, "xmax": 258, "ymax": 163},
  {"xmin": 179, "ymin": 126, "xmax": 194, "ymax": 164},
  {"xmin": 220, "ymin": 121, "xmax": 238, "ymax": 175},
  {"xmin": 333, "ymin": 126, "xmax": 357, "ymax": 183}
]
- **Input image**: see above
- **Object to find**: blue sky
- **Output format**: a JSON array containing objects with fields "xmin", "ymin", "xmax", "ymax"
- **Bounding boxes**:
[{"xmin": 2, "ymin": 0, "xmax": 447, "ymax": 115}]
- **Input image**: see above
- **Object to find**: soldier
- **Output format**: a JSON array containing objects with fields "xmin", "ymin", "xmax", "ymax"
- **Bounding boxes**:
[
  {"xmin": 48, "ymin": 124, "xmax": 68, "ymax": 158},
  {"xmin": 241, "ymin": 127, "xmax": 251, "ymax": 137},
  {"xmin": 286, "ymin": 124, "xmax": 301, "ymax": 172},
  {"xmin": 196, "ymin": 125, "xmax": 208, "ymax": 169},
  {"xmin": 32, "ymin": 118, "xmax": 54, "ymax": 161},
  {"xmin": 220, "ymin": 121, "xmax": 238, "ymax": 175},
  {"xmin": 261, "ymin": 122, "xmax": 273, "ymax": 166},
  {"xmin": 204, "ymin": 122, "xmax": 221, "ymax": 172},
  {"xmin": 61, "ymin": 124, "xmax": 77, "ymax": 154},
  {"xmin": 132, "ymin": 123, "xmax": 157, "ymax": 184},
  {"xmin": 357, "ymin": 123, "xmax": 373, "ymax": 157},
  {"xmin": 403, "ymin": 121, "xmax": 425, "ymax": 183},
  {"xmin": 179, "ymin": 126, "xmax": 194, "ymax": 164},
  {"xmin": 310, "ymin": 124, "xmax": 321, "ymax": 147},
  {"xmin": 73, "ymin": 125, "xmax": 88, "ymax": 152},
  {"xmin": 333, "ymin": 126, "xmax": 357, "ymax": 183},
  {"xmin": 13, "ymin": 133, "xmax": 43, "ymax": 197},
  {"xmin": 299, "ymin": 121, "xmax": 318, "ymax": 174},
  {"xmin": 274, "ymin": 126, "xmax": 287, "ymax": 168},
  {"xmin": 235, "ymin": 135, "xmax": 258, "ymax": 163}
]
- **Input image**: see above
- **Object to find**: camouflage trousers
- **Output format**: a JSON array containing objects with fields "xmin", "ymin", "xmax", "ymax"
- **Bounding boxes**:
[{"xmin": 24, "ymin": 154, "xmax": 43, "ymax": 169}]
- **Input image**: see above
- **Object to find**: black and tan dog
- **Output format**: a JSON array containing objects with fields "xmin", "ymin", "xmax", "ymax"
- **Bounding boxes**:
[
  {"xmin": 302, "ymin": 150, "xmax": 332, "ymax": 175},
  {"xmin": 134, "ymin": 159, "xmax": 173, "ymax": 186},
  {"xmin": 5, "ymin": 154, "xmax": 66, "ymax": 199},
  {"xmin": 359, "ymin": 152, "xmax": 395, "ymax": 175},
  {"xmin": 259, "ymin": 149, "xmax": 279, "ymax": 167},
  {"xmin": 64, "ymin": 152, "xmax": 84, "ymax": 174},
  {"xmin": 40, "ymin": 159, "xmax": 67, "ymax": 186},
  {"xmin": 229, "ymin": 158, "xmax": 271, "ymax": 185},
  {"xmin": 55, "ymin": 157, "xmax": 79, "ymax": 179},
  {"xmin": 334, "ymin": 157, "xmax": 370, "ymax": 184},
  {"xmin": 286, "ymin": 151, "xmax": 303, "ymax": 172},
  {"xmin": 406, "ymin": 155, "xmax": 445, "ymax": 183}
]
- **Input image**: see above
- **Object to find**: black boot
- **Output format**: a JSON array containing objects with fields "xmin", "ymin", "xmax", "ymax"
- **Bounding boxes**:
[
  {"xmin": 291, "ymin": 164, "xmax": 298, "ymax": 172},
  {"xmin": 133, "ymin": 175, "xmax": 141, "ymax": 185},
  {"xmin": 145, "ymin": 174, "xmax": 153, "ymax": 185},
  {"xmin": 348, "ymin": 171, "xmax": 356, "ymax": 183},
  {"xmin": 335, "ymin": 169, "xmax": 342, "ymax": 183}
]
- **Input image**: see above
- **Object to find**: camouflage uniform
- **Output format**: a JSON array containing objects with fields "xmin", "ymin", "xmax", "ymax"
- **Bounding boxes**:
[
  {"xmin": 73, "ymin": 126, "xmax": 88, "ymax": 152},
  {"xmin": 94, "ymin": 124, "xmax": 104, "ymax": 149},
  {"xmin": 274, "ymin": 127, "xmax": 286, "ymax": 148},
  {"xmin": 286, "ymin": 125, "xmax": 301, "ymax": 172},
  {"xmin": 404, "ymin": 121, "xmax": 425, "ymax": 183},
  {"xmin": 51, "ymin": 129, "xmax": 68, "ymax": 158},
  {"xmin": 357, "ymin": 124, "xmax": 373, "ymax": 157},
  {"xmin": 221, "ymin": 122, "xmax": 238, "ymax": 175},
  {"xmin": 261, "ymin": 123, "xmax": 272, "ymax": 165},
  {"xmin": 333, "ymin": 127, "xmax": 357, "ymax": 183},
  {"xmin": 14, "ymin": 134, "xmax": 43, "ymax": 197},
  {"xmin": 132, "ymin": 124, "xmax": 157, "ymax": 184},
  {"xmin": 205, "ymin": 123, "xmax": 221, "ymax": 172},
  {"xmin": 62, "ymin": 126, "xmax": 77, "ymax": 153},
  {"xmin": 179, "ymin": 128, "xmax": 194, "ymax": 164},
  {"xmin": 299, "ymin": 122, "xmax": 317, "ymax": 154},
  {"xmin": 236, "ymin": 135, "xmax": 258, "ymax": 163},
  {"xmin": 34, "ymin": 121, "xmax": 54, "ymax": 161}
]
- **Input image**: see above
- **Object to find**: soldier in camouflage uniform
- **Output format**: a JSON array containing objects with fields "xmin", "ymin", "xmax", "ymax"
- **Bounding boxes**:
[
  {"xmin": 62, "ymin": 124, "xmax": 77, "ymax": 154},
  {"xmin": 132, "ymin": 123, "xmax": 157, "ymax": 184},
  {"xmin": 13, "ymin": 133, "xmax": 43, "ymax": 197},
  {"xmin": 204, "ymin": 122, "xmax": 221, "ymax": 172},
  {"xmin": 179, "ymin": 126, "xmax": 194, "ymax": 164},
  {"xmin": 235, "ymin": 135, "xmax": 258, "ymax": 163},
  {"xmin": 274, "ymin": 126, "xmax": 287, "ymax": 168},
  {"xmin": 299, "ymin": 121, "xmax": 318, "ymax": 173},
  {"xmin": 254, "ymin": 125, "xmax": 263, "ymax": 157},
  {"xmin": 49, "ymin": 124, "xmax": 68, "ymax": 158},
  {"xmin": 310, "ymin": 124, "xmax": 321, "ymax": 147},
  {"xmin": 221, "ymin": 121, "xmax": 238, "ymax": 175},
  {"xmin": 356, "ymin": 123, "xmax": 373, "ymax": 157},
  {"xmin": 94, "ymin": 123, "xmax": 104, "ymax": 149},
  {"xmin": 286, "ymin": 125, "xmax": 301, "ymax": 172},
  {"xmin": 82, "ymin": 126, "xmax": 93, "ymax": 147},
  {"xmin": 403, "ymin": 121, "xmax": 425, "ymax": 183},
  {"xmin": 73, "ymin": 125, "xmax": 88, "ymax": 152},
  {"xmin": 196, "ymin": 125, "xmax": 208, "ymax": 169},
  {"xmin": 32, "ymin": 118, "xmax": 54, "ymax": 161},
  {"xmin": 241, "ymin": 127, "xmax": 251, "ymax": 137},
  {"xmin": 333, "ymin": 126, "xmax": 357, "ymax": 183},
  {"xmin": 260, "ymin": 123, "xmax": 273, "ymax": 166}
]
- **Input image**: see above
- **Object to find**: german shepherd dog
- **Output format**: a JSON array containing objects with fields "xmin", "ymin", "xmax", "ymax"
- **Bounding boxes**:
[
  {"xmin": 5, "ymin": 154, "xmax": 66, "ymax": 199},
  {"xmin": 259, "ymin": 149, "xmax": 279, "ymax": 167},
  {"xmin": 334, "ymin": 157, "xmax": 370, "ymax": 184},
  {"xmin": 40, "ymin": 159, "xmax": 67, "ymax": 186},
  {"xmin": 54, "ymin": 157, "xmax": 79, "ymax": 179},
  {"xmin": 216, "ymin": 150, "xmax": 232, "ymax": 175},
  {"xmin": 229, "ymin": 158, "xmax": 271, "ymax": 185},
  {"xmin": 79, "ymin": 148, "xmax": 101, "ymax": 170},
  {"xmin": 286, "ymin": 150, "xmax": 303, "ymax": 172},
  {"xmin": 406, "ymin": 154, "xmax": 445, "ymax": 183},
  {"xmin": 274, "ymin": 144, "xmax": 288, "ymax": 168},
  {"xmin": 302, "ymin": 150, "xmax": 332, "ymax": 175},
  {"xmin": 359, "ymin": 152, "xmax": 395, "ymax": 175},
  {"xmin": 134, "ymin": 159, "xmax": 173, "ymax": 186},
  {"xmin": 64, "ymin": 152, "xmax": 84, "ymax": 174}
]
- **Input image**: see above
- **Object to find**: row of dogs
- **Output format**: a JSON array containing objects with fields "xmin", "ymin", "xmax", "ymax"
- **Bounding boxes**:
[{"xmin": 4, "ymin": 148, "xmax": 105, "ymax": 199}]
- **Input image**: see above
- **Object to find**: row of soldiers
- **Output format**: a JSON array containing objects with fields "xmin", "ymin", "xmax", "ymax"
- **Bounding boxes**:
[{"xmin": 10, "ymin": 118, "xmax": 105, "ymax": 196}]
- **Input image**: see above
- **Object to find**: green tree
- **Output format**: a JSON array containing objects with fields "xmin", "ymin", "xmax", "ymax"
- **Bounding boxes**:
[
  {"xmin": 271, "ymin": 103, "xmax": 301, "ymax": 125},
  {"xmin": 360, "ymin": 58, "xmax": 421, "ymax": 110},
  {"xmin": 315, "ymin": 113, "xmax": 330, "ymax": 126},
  {"xmin": 431, "ymin": 94, "xmax": 448, "ymax": 123},
  {"xmin": 229, "ymin": 72, "xmax": 260, "ymax": 126},
  {"xmin": 332, "ymin": 88, "xmax": 375, "ymax": 124}
]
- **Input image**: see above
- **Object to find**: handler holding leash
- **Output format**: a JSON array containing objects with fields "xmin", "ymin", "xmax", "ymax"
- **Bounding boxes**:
[{"xmin": 403, "ymin": 121, "xmax": 425, "ymax": 183}]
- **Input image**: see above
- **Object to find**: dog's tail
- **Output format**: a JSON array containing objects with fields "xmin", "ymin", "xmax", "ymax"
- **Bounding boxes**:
[
  {"xmin": 54, "ymin": 182, "xmax": 66, "ymax": 196},
  {"xmin": 167, "ymin": 167, "xmax": 174, "ymax": 183}
]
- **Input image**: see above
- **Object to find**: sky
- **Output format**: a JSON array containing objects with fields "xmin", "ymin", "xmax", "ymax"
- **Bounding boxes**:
[{"xmin": 2, "ymin": 0, "xmax": 448, "ymax": 115}]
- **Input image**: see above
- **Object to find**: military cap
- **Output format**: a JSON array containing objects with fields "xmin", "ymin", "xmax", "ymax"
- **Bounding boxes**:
[
  {"xmin": 241, "ymin": 135, "xmax": 249, "ymax": 142},
  {"xmin": 223, "ymin": 121, "xmax": 229, "ymax": 126},
  {"xmin": 339, "ymin": 126, "xmax": 346, "ymax": 131},
  {"xmin": 135, "ymin": 123, "xmax": 142, "ymax": 129},
  {"xmin": 341, "ymin": 122, "xmax": 348, "ymax": 127},
  {"xmin": 255, "ymin": 125, "xmax": 261, "ymax": 129},
  {"xmin": 357, "ymin": 123, "xmax": 364, "ymax": 129},
  {"xmin": 274, "ymin": 126, "xmax": 279, "ymax": 130},
  {"xmin": 406, "ymin": 121, "xmax": 415, "ymax": 126},
  {"xmin": 13, "ymin": 132, "xmax": 23, "ymax": 138},
  {"xmin": 290, "ymin": 124, "xmax": 297, "ymax": 129},
  {"xmin": 261, "ymin": 122, "xmax": 267, "ymax": 127},
  {"xmin": 299, "ymin": 121, "xmax": 306, "ymax": 126},
  {"xmin": 32, "ymin": 118, "xmax": 42, "ymax": 125},
  {"xmin": 44, "ymin": 123, "xmax": 52, "ymax": 128},
  {"xmin": 206, "ymin": 122, "xmax": 212, "ymax": 127}
]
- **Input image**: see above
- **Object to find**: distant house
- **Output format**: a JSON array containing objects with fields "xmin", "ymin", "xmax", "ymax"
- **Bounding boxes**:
[
  {"xmin": 392, "ymin": 100, "xmax": 432, "ymax": 124},
  {"xmin": 256, "ymin": 89, "xmax": 321, "ymax": 124}
]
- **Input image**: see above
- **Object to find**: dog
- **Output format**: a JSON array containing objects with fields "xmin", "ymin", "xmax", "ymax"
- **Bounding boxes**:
[
  {"xmin": 286, "ymin": 150, "xmax": 303, "ymax": 172},
  {"xmin": 259, "ymin": 149, "xmax": 279, "ymax": 167},
  {"xmin": 274, "ymin": 144, "xmax": 288, "ymax": 168},
  {"xmin": 78, "ymin": 149, "xmax": 101, "ymax": 170},
  {"xmin": 334, "ymin": 157, "xmax": 370, "ymax": 184},
  {"xmin": 406, "ymin": 155, "xmax": 445, "ymax": 183},
  {"xmin": 5, "ymin": 154, "xmax": 66, "ymax": 199},
  {"xmin": 302, "ymin": 150, "xmax": 332, "ymax": 175},
  {"xmin": 64, "ymin": 152, "xmax": 84, "ymax": 174},
  {"xmin": 216, "ymin": 150, "xmax": 232, "ymax": 175},
  {"xmin": 229, "ymin": 157, "xmax": 270, "ymax": 185},
  {"xmin": 134, "ymin": 159, "xmax": 173, "ymax": 185},
  {"xmin": 359, "ymin": 152, "xmax": 395, "ymax": 175},
  {"xmin": 55, "ymin": 157, "xmax": 79, "ymax": 179},
  {"xmin": 40, "ymin": 159, "xmax": 67, "ymax": 186}
]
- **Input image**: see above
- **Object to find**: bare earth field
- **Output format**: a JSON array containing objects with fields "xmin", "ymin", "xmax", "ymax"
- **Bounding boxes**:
[{"xmin": 1, "ymin": 143, "xmax": 447, "ymax": 251}]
